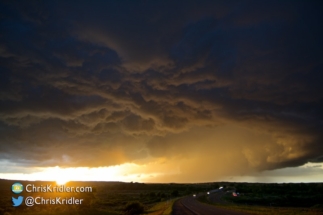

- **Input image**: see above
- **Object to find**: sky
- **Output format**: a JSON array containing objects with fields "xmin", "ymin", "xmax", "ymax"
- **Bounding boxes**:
[{"xmin": 0, "ymin": 0, "xmax": 323, "ymax": 183}]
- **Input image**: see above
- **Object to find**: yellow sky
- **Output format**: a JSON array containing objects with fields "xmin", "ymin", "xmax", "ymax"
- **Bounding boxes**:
[{"xmin": 1, "ymin": 161, "xmax": 322, "ymax": 184}]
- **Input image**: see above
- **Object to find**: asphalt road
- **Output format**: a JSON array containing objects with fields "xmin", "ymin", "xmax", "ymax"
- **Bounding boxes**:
[{"xmin": 172, "ymin": 196, "xmax": 249, "ymax": 215}]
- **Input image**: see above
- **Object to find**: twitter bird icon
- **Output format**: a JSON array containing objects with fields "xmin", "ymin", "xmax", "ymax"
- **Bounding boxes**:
[{"xmin": 12, "ymin": 196, "xmax": 23, "ymax": 207}]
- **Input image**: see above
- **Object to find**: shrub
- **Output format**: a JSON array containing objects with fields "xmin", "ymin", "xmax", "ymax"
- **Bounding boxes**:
[
  {"xmin": 149, "ymin": 192, "xmax": 156, "ymax": 198},
  {"xmin": 171, "ymin": 190, "xmax": 179, "ymax": 197},
  {"xmin": 312, "ymin": 204, "xmax": 323, "ymax": 208},
  {"xmin": 124, "ymin": 201, "xmax": 145, "ymax": 215}
]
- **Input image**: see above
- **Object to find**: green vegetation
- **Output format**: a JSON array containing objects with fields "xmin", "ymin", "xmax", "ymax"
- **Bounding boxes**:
[
  {"xmin": 124, "ymin": 202, "xmax": 144, "ymax": 215},
  {"xmin": 198, "ymin": 182, "xmax": 323, "ymax": 215},
  {"xmin": 0, "ymin": 179, "xmax": 211, "ymax": 215},
  {"xmin": 216, "ymin": 204, "xmax": 323, "ymax": 215},
  {"xmin": 1, "ymin": 180, "xmax": 323, "ymax": 215},
  {"xmin": 228, "ymin": 182, "xmax": 323, "ymax": 207},
  {"xmin": 146, "ymin": 198, "xmax": 179, "ymax": 215}
]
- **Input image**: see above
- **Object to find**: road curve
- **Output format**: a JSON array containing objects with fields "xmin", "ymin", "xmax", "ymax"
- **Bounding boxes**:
[{"xmin": 172, "ymin": 196, "xmax": 249, "ymax": 215}]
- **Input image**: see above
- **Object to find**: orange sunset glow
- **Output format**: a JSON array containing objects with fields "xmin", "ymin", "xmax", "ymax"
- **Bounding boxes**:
[{"xmin": 0, "ymin": 0, "xmax": 323, "ymax": 185}]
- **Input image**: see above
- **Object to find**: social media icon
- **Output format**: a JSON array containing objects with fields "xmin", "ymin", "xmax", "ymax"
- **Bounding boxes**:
[
  {"xmin": 12, "ymin": 196, "xmax": 24, "ymax": 207},
  {"xmin": 12, "ymin": 183, "xmax": 23, "ymax": 194}
]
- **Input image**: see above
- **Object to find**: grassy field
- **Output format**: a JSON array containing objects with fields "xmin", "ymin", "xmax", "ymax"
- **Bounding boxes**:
[
  {"xmin": 198, "ymin": 183, "xmax": 323, "ymax": 215},
  {"xmin": 0, "ymin": 179, "xmax": 209, "ymax": 215},
  {"xmin": 2, "ymin": 179, "xmax": 323, "ymax": 215},
  {"xmin": 215, "ymin": 204, "xmax": 323, "ymax": 215},
  {"xmin": 146, "ymin": 198, "xmax": 179, "ymax": 215}
]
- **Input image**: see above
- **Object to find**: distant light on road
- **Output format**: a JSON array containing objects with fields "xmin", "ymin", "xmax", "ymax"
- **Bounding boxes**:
[
  {"xmin": 219, "ymin": 187, "xmax": 223, "ymax": 189},
  {"xmin": 207, "ymin": 192, "xmax": 210, "ymax": 194},
  {"xmin": 193, "ymin": 194, "xmax": 196, "ymax": 197}
]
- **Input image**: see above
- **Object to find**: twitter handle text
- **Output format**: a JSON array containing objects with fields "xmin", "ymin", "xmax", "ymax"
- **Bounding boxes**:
[{"xmin": 25, "ymin": 196, "xmax": 83, "ymax": 206}]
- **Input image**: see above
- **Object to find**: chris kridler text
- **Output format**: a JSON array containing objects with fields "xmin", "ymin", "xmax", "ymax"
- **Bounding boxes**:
[{"xmin": 25, "ymin": 184, "xmax": 92, "ymax": 193}]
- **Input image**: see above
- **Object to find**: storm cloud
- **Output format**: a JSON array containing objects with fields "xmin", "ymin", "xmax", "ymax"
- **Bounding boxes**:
[{"xmin": 0, "ymin": 0, "xmax": 322, "ymax": 182}]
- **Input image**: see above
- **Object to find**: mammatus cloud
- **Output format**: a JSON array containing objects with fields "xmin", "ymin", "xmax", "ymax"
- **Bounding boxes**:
[{"xmin": 0, "ymin": 1, "xmax": 322, "ymax": 182}]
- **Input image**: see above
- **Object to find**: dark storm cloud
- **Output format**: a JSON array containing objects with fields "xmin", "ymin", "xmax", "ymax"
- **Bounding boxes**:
[{"xmin": 0, "ymin": 0, "xmax": 322, "ymax": 179}]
